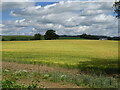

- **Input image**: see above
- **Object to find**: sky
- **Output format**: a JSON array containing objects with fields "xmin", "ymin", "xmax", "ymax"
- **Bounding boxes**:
[{"xmin": 0, "ymin": 0, "xmax": 119, "ymax": 36}]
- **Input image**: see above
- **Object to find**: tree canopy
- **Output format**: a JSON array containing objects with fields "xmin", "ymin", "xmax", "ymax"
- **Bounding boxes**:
[
  {"xmin": 113, "ymin": 1, "xmax": 120, "ymax": 18},
  {"xmin": 34, "ymin": 33, "xmax": 42, "ymax": 40},
  {"xmin": 44, "ymin": 30, "xmax": 59, "ymax": 40}
]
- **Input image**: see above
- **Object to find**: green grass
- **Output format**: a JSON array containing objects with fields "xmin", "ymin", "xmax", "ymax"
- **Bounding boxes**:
[
  {"xmin": 2, "ymin": 35, "xmax": 34, "ymax": 41},
  {"xmin": 2, "ymin": 40, "xmax": 118, "ymax": 74}
]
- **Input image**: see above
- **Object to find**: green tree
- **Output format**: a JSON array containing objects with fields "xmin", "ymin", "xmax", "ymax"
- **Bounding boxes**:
[
  {"xmin": 80, "ymin": 33, "xmax": 88, "ymax": 38},
  {"xmin": 2, "ymin": 38, "xmax": 5, "ymax": 41},
  {"xmin": 34, "ymin": 33, "xmax": 41, "ymax": 40},
  {"xmin": 113, "ymin": 1, "xmax": 120, "ymax": 18},
  {"xmin": 44, "ymin": 30, "xmax": 59, "ymax": 40}
]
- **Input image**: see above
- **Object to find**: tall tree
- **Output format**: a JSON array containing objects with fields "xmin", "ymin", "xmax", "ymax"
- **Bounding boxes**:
[
  {"xmin": 34, "ymin": 33, "xmax": 42, "ymax": 40},
  {"xmin": 44, "ymin": 30, "xmax": 59, "ymax": 40},
  {"xmin": 113, "ymin": 0, "xmax": 120, "ymax": 18}
]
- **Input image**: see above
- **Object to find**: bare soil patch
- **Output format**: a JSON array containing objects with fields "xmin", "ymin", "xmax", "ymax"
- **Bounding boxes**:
[
  {"xmin": 2, "ymin": 61, "xmax": 79, "ymax": 74},
  {"xmin": 2, "ymin": 61, "xmax": 81, "ymax": 88}
]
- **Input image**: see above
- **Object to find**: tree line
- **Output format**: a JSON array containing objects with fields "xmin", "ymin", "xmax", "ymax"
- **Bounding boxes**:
[
  {"xmin": 2, "ymin": 32, "xmax": 120, "ymax": 41},
  {"xmin": 2, "ymin": 30, "xmax": 59, "ymax": 41},
  {"xmin": 79, "ymin": 33, "xmax": 120, "ymax": 40},
  {"xmin": 34, "ymin": 30, "xmax": 59, "ymax": 40}
]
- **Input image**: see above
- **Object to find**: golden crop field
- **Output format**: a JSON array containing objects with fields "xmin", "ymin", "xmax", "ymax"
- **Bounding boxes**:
[{"xmin": 2, "ymin": 40, "xmax": 118, "ymax": 74}]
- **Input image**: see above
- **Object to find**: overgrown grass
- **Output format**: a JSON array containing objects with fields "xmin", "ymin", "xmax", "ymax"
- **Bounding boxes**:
[
  {"xmin": 2, "ymin": 40, "xmax": 118, "ymax": 74},
  {"xmin": 2, "ymin": 69, "xmax": 119, "ymax": 88},
  {"xmin": 49, "ymin": 72, "xmax": 119, "ymax": 88}
]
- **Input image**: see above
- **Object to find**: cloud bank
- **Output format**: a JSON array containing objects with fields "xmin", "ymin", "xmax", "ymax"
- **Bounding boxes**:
[{"xmin": 1, "ymin": 1, "xmax": 118, "ymax": 36}]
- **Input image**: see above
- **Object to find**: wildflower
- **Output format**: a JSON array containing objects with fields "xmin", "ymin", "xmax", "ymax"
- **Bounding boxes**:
[
  {"xmin": 4, "ymin": 69, "xmax": 9, "ymax": 72},
  {"xmin": 60, "ymin": 75, "xmax": 66, "ymax": 81},
  {"xmin": 22, "ymin": 70, "xmax": 28, "ymax": 73},
  {"xmin": 43, "ymin": 74, "xmax": 50, "ymax": 79}
]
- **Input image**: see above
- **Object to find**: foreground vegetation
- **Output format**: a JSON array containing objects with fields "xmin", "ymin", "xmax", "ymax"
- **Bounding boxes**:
[
  {"xmin": 2, "ymin": 62, "xmax": 119, "ymax": 88},
  {"xmin": 2, "ymin": 68, "xmax": 118, "ymax": 88}
]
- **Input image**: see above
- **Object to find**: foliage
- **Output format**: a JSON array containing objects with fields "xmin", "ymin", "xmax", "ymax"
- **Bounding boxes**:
[
  {"xmin": 2, "ymin": 35, "xmax": 34, "ymax": 41},
  {"xmin": 10, "ymin": 38, "xmax": 16, "ymax": 41},
  {"xmin": 2, "ymin": 69, "xmax": 119, "ymax": 88},
  {"xmin": 80, "ymin": 33, "xmax": 120, "ymax": 40},
  {"xmin": 2, "ymin": 34, "xmax": 119, "ymax": 41},
  {"xmin": 44, "ymin": 30, "xmax": 59, "ymax": 40},
  {"xmin": 34, "ymin": 33, "xmax": 42, "ymax": 40},
  {"xmin": 59, "ymin": 37, "xmax": 84, "ymax": 40},
  {"xmin": 2, "ymin": 79, "xmax": 39, "ymax": 88},
  {"xmin": 113, "ymin": 1, "xmax": 120, "ymax": 18},
  {"xmin": 43, "ymin": 74, "xmax": 51, "ymax": 79},
  {"xmin": 2, "ymin": 38, "xmax": 5, "ymax": 41}
]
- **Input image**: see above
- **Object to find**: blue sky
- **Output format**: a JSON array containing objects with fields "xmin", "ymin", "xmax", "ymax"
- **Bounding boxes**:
[
  {"xmin": 35, "ymin": 2, "xmax": 58, "ymax": 7},
  {"xmin": 1, "ymin": 1, "xmax": 118, "ymax": 36}
]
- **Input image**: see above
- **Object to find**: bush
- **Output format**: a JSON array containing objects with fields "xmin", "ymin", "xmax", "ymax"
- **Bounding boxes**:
[
  {"xmin": 34, "ymin": 33, "xmax": 41, "ymax": 40},
  {"xmin": 2, "ymin": 38, "xmax": 6, "ymax": 41},
  {"xmin": 10, "ymin": 38, "xmax": 16, "ymax": 41}
]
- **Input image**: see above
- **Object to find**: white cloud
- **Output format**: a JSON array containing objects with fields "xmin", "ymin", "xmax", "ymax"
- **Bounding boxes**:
[
  {"xmin": 1, "ymin": 1, "xmax": 118, "ymax": 36},
  {"xmin": 0, "ymin": 24, "xmax": 4, "ymax": 28},
  {"xmin": 1, "ymin": 2, "xmax": 35, "ymax": 12}
]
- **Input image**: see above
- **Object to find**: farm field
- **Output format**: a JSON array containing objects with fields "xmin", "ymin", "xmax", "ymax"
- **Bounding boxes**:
[{"xmin": 2, "ymin": 40, "xmax": 119, "ymax": 88}]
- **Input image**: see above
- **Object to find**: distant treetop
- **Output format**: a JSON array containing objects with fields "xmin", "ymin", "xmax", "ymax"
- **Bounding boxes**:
[{"xmin": 44, "ymin": 30, "xmax": 59, "ymax": 40}]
